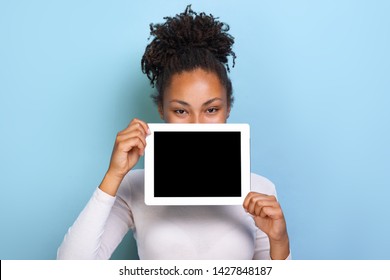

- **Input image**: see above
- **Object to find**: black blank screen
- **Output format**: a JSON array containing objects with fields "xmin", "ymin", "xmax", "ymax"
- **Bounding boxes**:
[{"xmin": 154, "ymin": 131, "xmax": 241, "ymax": 197}]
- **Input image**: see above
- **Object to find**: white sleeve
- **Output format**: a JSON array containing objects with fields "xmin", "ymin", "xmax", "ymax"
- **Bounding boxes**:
[
  {"xmin": 252, "ymin": 228, "xmax": 292, "ymax": 260},
  {"xmin": 57, "ymin": 180, "xmax": 135, "ymax": 259}
]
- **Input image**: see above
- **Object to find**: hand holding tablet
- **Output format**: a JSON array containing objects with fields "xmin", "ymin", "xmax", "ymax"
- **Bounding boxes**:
[{"xmin": 144, "ymin": 123, "xmax": 250, "ymax": 205}]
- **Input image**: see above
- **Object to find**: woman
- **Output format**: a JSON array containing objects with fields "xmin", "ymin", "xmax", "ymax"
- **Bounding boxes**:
[{"xmin": 57, "ymin": 5, "xmax": 290, "ymax": 260}]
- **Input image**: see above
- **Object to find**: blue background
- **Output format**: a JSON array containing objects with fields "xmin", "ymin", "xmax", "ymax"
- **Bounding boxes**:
[{"xmin": 1, "ymin": 0, "xmax": 389, "ymax": 260}]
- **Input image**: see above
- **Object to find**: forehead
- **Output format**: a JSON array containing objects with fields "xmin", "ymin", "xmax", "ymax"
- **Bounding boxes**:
[{"xmin": 165, "ymin": 69, "xmax": 226, "ymax": 101}]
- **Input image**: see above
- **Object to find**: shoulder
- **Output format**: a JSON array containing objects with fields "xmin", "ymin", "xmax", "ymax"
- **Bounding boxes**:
[
  {"xmin": 123, "ymin": 169, "xmax": 144, "ymax": 184},
  {"xmin": 250, "ymin": 173, "xmax": 277, "ymax": 196},
  {"xmin": 116, "ymin": 169, "xmax": 144, "ymax": 200}
]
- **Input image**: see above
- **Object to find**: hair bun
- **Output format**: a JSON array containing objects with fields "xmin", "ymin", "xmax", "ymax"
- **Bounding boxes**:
[
  {"xmin": 157, "ymin": 6, "xmax": 235, "ymax": 61},
  {"xmin": 142, "ymin": 5, "xmax": 236, "ymax": 85}
]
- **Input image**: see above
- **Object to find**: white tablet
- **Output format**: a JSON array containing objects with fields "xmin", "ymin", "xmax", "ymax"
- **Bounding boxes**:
[{"xmin": 144, "ymin": 123, "xmax": 250, "ymax": 205}]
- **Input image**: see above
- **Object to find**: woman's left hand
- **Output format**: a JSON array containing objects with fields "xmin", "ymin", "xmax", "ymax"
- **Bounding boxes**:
[{"xmin": 243, "ymin": 192, "xmax": 290, "ymax": 259}]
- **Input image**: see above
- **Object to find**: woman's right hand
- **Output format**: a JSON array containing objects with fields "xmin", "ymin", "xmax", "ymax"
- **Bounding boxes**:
[
  {"xmin": 100, "ymin": 119, "xmax": 150, "ymax": 196},
  {"xmin": 108, "ymin": 118, "xmax": 150, "ymax": 178}
]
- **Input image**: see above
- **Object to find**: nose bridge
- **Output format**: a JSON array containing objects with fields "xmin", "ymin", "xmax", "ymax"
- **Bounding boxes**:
[{"xmin": 190, "ymin": 112, "xmax": 201, "ymax": 123}]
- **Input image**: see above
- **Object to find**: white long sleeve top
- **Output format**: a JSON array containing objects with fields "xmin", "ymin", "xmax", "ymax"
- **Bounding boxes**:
[{"xmin": 57, "ymin": 169, "xmax": 283, "ymax": 260}]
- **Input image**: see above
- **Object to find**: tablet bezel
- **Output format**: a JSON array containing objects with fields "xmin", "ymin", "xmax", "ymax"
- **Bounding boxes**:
[{"xmin": 144, "ymin": 123, "xmax": 250, "ymax": 205}]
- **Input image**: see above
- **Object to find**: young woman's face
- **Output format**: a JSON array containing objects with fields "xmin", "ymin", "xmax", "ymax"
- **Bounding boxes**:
[{"xmin": 159, "ymin": 68, "xmax": 231, "ymax": 123}]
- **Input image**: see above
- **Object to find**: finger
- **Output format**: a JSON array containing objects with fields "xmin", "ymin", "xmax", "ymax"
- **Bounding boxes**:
[
  {"xmin": 119, "ymin": 123, "xmax": 148, "ymax": 139},
  {"xmin": 257, "ymin": 205, "xmax": 284, "ymax": 220},
  {"xmin": 243, "ymin": 192, "xmax": 276, "ymax": 212},
  {"xmin": 116, "ymin": 136, "xmax": 147, "ymax": 155},
  {"xmin": 116, "ymin": 129, "xmax": 147, "ymax": 149},
  {"xmin": 127, "ymin": 118, "xmax": 150, "ymax": 135},
  {"xmin": 249, "ymin": 199, "xmax": 278, "ymax": 216},
  {"xmin": 253, "ymin": 199, "xmax": 280, "ymax": 216},
  {"xmin": 243, "ymin": 191, "xmax": 264, "ymax": 209}
]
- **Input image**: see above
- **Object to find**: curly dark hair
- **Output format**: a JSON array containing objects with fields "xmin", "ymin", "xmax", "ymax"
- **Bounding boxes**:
[{"xmin": 141, "ymin": 5, "xmax": 236, "ymax": 107}]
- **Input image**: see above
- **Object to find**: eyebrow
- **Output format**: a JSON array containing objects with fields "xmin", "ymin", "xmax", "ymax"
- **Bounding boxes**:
[{"xmin": 169, "ymin": 97, "xmax": 223, "ymax": 107}]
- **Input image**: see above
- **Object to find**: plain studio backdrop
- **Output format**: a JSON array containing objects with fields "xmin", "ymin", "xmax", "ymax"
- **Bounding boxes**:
[{"xmin": 0, "ymin": 0, "xmax": 389, "ymax": 259}]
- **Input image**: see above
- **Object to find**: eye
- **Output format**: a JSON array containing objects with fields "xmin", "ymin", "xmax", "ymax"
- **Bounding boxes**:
[
  {"xmin": 174, "ymin": 109, "xmax": 187, "ymax": 115},
  {"xmin": 206, "ymin": 107, "xmax": 219, "ymax": 114}
]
